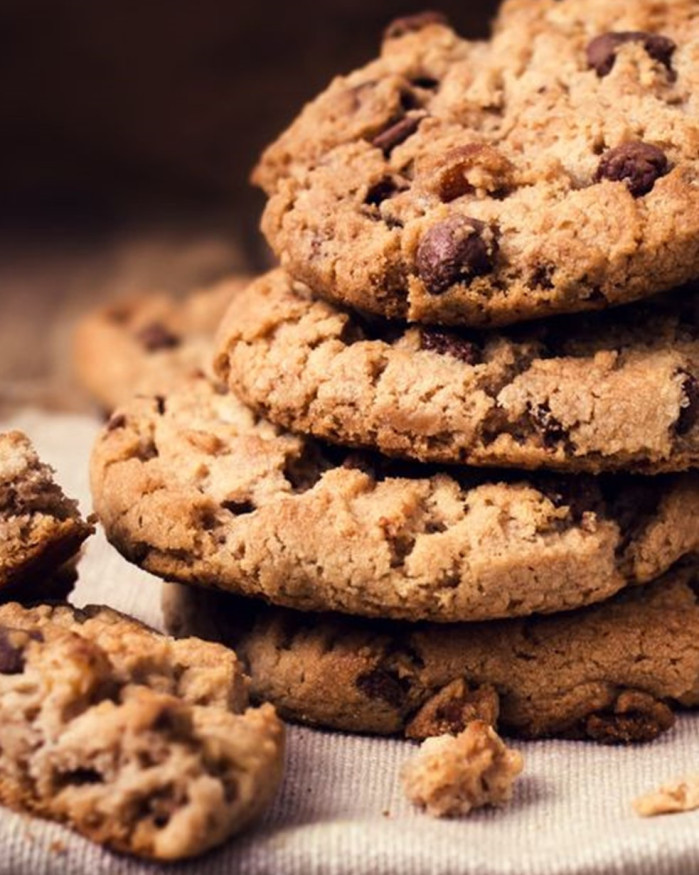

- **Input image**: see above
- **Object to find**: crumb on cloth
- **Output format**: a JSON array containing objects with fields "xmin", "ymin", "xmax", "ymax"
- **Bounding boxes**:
[
  {"xmin": 634, "ymin": 775, "xmax": 699, "ymax": 817},
  {"xmin": 401, "ymin": 720, "xmax": 523, "ymax": 818}
]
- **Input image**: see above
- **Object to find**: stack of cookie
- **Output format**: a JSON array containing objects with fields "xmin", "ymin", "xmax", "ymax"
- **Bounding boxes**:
[{"xmin": 92, "ymin": 0, "xmax": 699, "ymax": 745}]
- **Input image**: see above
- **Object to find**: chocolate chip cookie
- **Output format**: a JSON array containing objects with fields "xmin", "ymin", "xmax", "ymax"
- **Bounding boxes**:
[
  {"xmin": 0, "ymin": 432, "xmax": 93, "ymax": 600},
  {"xmin": 163, "ymin": 563, "xmax": 699, "ymax": 744},
  {"xmin": 90, "ymin": 375, "xmax": 699, "ymax": 623},
  {"xmin": 215, "ymin": 270, "xmax": 699, "ymax": 474},
  {"xmin": 74, "ymin": 276, "xmax": 247, "ymax": 411},
  {"xmin": 258, "ymin": 2, "xmax": 699, "ymax": 325},
  {"xmin": 0, "ymin": 600, "xmax": 284, "ymax": 860}
]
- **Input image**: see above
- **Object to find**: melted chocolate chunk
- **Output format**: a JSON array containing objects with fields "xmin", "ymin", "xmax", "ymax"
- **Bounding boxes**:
[
  {"xmin": 135, "ymin": 322, "xmax": 181, "ymax": 352},
  {"xmin": 677, "ymin": 372, "xmax": 699, "ymax": 435},
  {"xmin": 596, "ymin": 142, "xmax": 669, "ymax": 197},
  {"xmin": 587, "ymin": 31, "xmax": 676, "ymax": 77},
  {"xmin": 538, "ymin": 474, "xmax": 603, "ymax": 523},
  {"xmin": 420, "ymin": 328, "xmax": 482, "ymax": 364},
  {"xmin": 356, "ymin": 667, "xmax": 409, "ymax": 708},
  {"xmin": 364, "ymin": 177, "xmax": 404, "ymax": 207},
  {"xmin": 372, "ymin": 114, "xmax": 423, "ymax": 155},
  {"xmin": 0, "ymin": 627, "xmax": 41, "ymax": 674},
  {"xmin": 106, "ymin": 413, "xmax": 126, "ymax": 432},
  {"xmin": 416, "ymin": 216, "xmax": 497, "ymax": 295},
  {"xmin": 531, "ymin": 403, "xmax": 567, "ymax": 448},
  {"xmin": 384, "ymin": 11, "xmax": 449, "ymax": 41}
]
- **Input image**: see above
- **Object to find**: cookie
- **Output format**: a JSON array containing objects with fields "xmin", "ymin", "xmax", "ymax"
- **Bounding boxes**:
[
  {"xmin": 163, "ymin": 563, "xmax": 699, "ymax": 744},
  {"xmin": 0, "ymin": 432, "xmax": 93, "ymax": 599},
  {"xmin": 215, "ymin": 270, "xmax": 699, "ymax": 474},
  {"xmin": 74, "ymin": 275, "xmax": 247, "ymax": 411},
  {"xmin": 0, "ymin": 600, "xmax": 285, "ymax": 860},
  {"xmin": 401, "ymin": 722, "xmax": 523, "ymax": 818},
  {"xmin": 91, "ymin": 375, "xmax": 699, "ymax": 623},
  {"xmin": 257, "ymin": 2, "xmax": 699, "ymax": 325}
]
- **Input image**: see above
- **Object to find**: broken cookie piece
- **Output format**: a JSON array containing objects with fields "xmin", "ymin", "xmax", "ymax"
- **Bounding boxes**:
[
  {"xmin": 0, "ymin": 432, "xmax": 93, "ymax": 598},
  {"xmin": 634, "ymin": 775, "xmax": 699, "ymax": 817},
  {"xmin": 0, "ymin": 601, "xmax": 285, "ymax": 860},
  {"xmin": 402, "ymin": 721, "xmax": 523, "ymax": 818}
]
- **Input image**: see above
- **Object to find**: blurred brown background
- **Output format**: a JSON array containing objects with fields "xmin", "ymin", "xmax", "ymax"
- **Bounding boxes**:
[{"xmin": 0, "ymin": 0, "xmax": 499, "ymax": 412}]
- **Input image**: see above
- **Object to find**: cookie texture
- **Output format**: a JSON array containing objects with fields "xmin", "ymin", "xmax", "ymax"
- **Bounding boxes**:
[
  {"xmin": 74, "ymin": 276, "xmax": 247, "ymax": 411},
  {"xmin": 163, "ymin": 564, "xmax": 699, "ymax": 744},
  {"xmin": 215, "ymin": 270, "xmax": 699, "ymax": 474},
  {"xmin": 258, "ymin": 2, "xmax": 699, "ymax": 325},
  {"xmin": 0, "ymin": 432, "xmax": 93, "ymax": 597},
  {"xmin": 0, "ymin": 601, "xmax": 284, "ymax": 860},
  {"xmin": 92, "ymin": 375, "xmax": 699, "ymax": 623},
  {"xmin": 401, "ymin": 722, "xmax": 523, "ymax": 817}
]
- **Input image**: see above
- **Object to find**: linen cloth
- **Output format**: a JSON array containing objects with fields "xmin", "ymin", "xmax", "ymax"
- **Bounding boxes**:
[{"xmin": 1, "ymin": 408, "xmax": 698, "ymax": 875}]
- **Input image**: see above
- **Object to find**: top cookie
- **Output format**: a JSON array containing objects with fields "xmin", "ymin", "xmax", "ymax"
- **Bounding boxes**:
[
  {"xmin": 74, "ymin": 276, "xmax": 247, "ymax": 412},
  {"xmin": 257, "ymin": 1, "xmax": 699, "ymax": 326}
]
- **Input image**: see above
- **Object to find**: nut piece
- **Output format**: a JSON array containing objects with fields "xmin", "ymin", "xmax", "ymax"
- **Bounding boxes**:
[
  {"xmin": 634, "ymin": 775, "xmax": 699, "ymax": 817},
  {"xmin": 401, "ymin": 721, "xmax": 523, "ymax": 818}
]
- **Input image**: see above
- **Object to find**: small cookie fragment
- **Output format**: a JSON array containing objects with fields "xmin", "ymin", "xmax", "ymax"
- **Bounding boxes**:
[
  {"xmin": 0, "ymin": 601, "xmax": 285, "ymax": 860},
  {"xmin": 634, "ymin": 775, "xmax": 699, "ymax": 817},
  {"xmin": 0, "ymin": 432, "xmax": 93, "ymax": 597},
  {"xmin": 402, "ymin": 721, "xmax": 523, "ymax": 818}
]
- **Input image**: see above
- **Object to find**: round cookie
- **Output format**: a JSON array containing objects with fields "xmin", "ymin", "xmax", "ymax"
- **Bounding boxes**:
[
  {"xmin": 74, "ymin": 275, "xmax": 248, "ymax": 411},
  {"xmin": 215, "ymin": 270, "xmax": 699, "ymax": 474},
  {"xmin": 0, "ymin": 600, "xmax": 285, "ymax": 860},
  {"xmin": 163, "ymin": 563, "xmax": 699, "ymax": 744},
  {"xmin": 0, "ymin": 431, "xmax": 93, "ymax": 597},
  {"xmin": 257, "ymin": 2, "xmax": 699, "ymax": 326},
  {"xmin": 91, "ymin": 375, "xmax": 699, "ymax": 623}
]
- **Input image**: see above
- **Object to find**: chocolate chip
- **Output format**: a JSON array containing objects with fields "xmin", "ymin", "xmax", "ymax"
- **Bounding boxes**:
[
  {"xmin": 416, "ymin": 216, "xmax": 497, "ymax": 294},
  {"xmin": 372, "ymin": 114, "xmax": 423, "ymax": 155},
  {"xmin": 107, "ymin": 413, "xmax": 126, "ymax": 432},
  {"xmin": 587, "ymin": 31, "xmax": 676, "ymax": 77},
  {"xmin": 529, "ymin": 265, "xmax": 555, "ymax": 290},
  {"xmin": 531, "ymin": 403, "xmax": 567, "ymax": 448},
  {"xmin": 410, "ymin": 76, "xmax": 439, "ymax": 90},
  {"xmin": 420, "ymin": 328, "xmax": 481, "ymax": 364},
  {"xmin": 677, "ymin": 372, "xmax": 699, "ymax": 435},
  {"xmin": 135, "ymin": 322, "xmax": 181, "ymax": 352},
  {"xmin": 356, "ymin": 667, "xmax": 408, "ymax": 708},
  {"xmin": 365, "ymin": 177, "xmax": 402, "ymax": 207},
  {"xmin": 596, "ymin": 142, "xmax": 669, "ymax": 197},
  {"xmin": 539, "ymin": 475, "xmax": 603, "ymax": 523},
  {"xmin": 384, "ymin": 11, "xmax": 449, "ymax": 41},
  {"xmin": 222, "ymin": 500, "xmax": 255, "ymax": 516},
  {"xmin": 0, "ymin": 627, "xmax": 39, "ymax": 674}
]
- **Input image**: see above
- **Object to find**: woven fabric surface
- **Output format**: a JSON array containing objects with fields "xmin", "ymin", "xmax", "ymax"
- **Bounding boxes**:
[{"xmin": 1, "ymin": 408, "xmax": 698, "ymax": 875}]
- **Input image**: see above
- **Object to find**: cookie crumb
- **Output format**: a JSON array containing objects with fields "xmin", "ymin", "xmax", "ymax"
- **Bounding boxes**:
[
  {"xmin": 633, "ymin": 775, "xmax": 699, "ymax": 817},
  {"xmin": 401, "ymin": 721, "xmax": 523, "ymax": 818}
]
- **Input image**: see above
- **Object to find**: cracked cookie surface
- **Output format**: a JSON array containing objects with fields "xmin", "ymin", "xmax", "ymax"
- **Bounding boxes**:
[
  {"xmin": 258, "ymin": 1, "xmax": 699, "ymax": 326},
  {"xmin": 74, "ymin": 276, "xmax": 247, "ymax": 411},
  {"xmin": 215, "ymin": 270, "xmax": 699, "ymax": 474},
  {"xmin": 91, "ymin": 375, "xmax": 699, "ymax": 622},
  {"xmin": 163, "ymin": 564, "xmax": 699, "ymax": 744},
  {"xmin": 0, "ymin": 601, "xmax": 284, "ymax": 860},
  {"xmin": 0, "ymin": 432, "xmax": 93, "ymax": 599}
]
